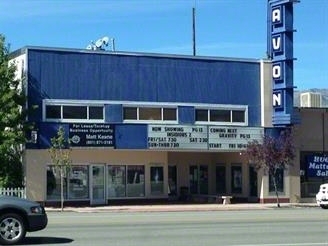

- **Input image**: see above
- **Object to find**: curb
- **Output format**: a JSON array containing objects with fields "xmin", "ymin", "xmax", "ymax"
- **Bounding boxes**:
[{"xmin": 45, "ymin": 203, "xmax": 318, "ymax": 213}]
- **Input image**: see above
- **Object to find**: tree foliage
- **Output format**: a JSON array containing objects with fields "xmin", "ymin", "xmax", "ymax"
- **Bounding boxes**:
[
  {"xmin": 48, "ymin": 126, "xmax": 72, "ymax": 211},
  {"xmin": 0, "ymin": 34, "xmax": 27, "ymax": 187},
  {"xmin": 243, "ymin": 128, "xmax": 295, "ymax": 207}
]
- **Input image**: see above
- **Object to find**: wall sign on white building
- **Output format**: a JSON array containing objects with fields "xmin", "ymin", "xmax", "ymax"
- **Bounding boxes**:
[{"xmin": 148, "ymin": 125, "xmax": 208, "ymax": 149}]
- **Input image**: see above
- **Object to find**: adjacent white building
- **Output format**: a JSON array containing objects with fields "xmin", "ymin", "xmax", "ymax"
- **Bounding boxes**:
[{"xmin": 300, "ymin": 92, "xmax": 322, "ymax": 108}]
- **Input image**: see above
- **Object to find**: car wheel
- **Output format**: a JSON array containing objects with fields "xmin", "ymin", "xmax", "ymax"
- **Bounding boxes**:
[
  {"xmin": 0, "ymin": 213, "xmax": 26, "ymax": 245},
  {"xmin": 320, "ymin": 204, "xmax": 328, "ymax": 209}
]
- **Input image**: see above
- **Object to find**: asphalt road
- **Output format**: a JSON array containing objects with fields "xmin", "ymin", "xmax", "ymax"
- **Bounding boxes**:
[{"xmin": 23, "ymin": 207, "xmax": 328, "ymax": 246}]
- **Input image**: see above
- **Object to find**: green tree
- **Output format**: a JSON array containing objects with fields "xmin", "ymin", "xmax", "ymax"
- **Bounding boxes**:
[
  {"xmin": 48, "ymin": 126, "xmax": 72, "ymax": 211},
  {"xmin": 243, "ymin": 129, "xmax": 295, "ymax": 207},
  {"xmin": 0, "ymin": 34, "xmax": 28, "ymax": 187}
]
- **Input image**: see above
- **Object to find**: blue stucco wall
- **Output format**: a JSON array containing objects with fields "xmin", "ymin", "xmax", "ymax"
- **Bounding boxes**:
[
  {"xmin": 25, "ymin": 48, "xmax": 263, "ymax": 149},
  {"xmin": 27, "ymin": 49, "xmax": 261, "ymax": 119}
]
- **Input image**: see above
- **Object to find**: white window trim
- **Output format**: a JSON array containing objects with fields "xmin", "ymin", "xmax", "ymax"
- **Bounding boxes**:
[{"xmin": 43, "ymin": 99, "xmax": 248, "ymax": 126}]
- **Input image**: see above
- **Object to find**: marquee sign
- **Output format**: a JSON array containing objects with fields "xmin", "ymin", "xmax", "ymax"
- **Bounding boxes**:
[
  {"xmin": 268, "ymin": 0, "xmax": 298, "ymax": 126},
  {"xmin": 208, "ymin": 126, "xmax": 264, "ymax": 151},
  {"xmin": 148, "ymin": 125, "xmax": 208, "ymax": 150},
  {"xmin": 148, "ymin": 125, "xmax": 263, "ymax": 151},
  {"xmin": 69, "ymin": 123, "xmax": 114, "ymax": 147}
]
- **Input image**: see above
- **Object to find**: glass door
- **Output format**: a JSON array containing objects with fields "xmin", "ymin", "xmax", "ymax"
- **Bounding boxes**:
[
  {"xmin": 90, "ymin": 165, "xmax": 106, "ymax": 205},
  {"xmin": 216, "ymin": 165, "xmax": 226, "ymax": 195},
  {"xmin": 168, "ymin": 165, "xmax": 177, "ymax": 197},
  {"xmin": 189, "ymin": 165, "xmax": 198, "ymax": 194},
  {"xmin": 249, "ymin": 166, "xmax": 258, "ymax": 197},
  {"xmin": 199, "ymin": 165, "xmax": 208, "ymax": 194},
  {"xmin": 189, "ymin": 165, "xmax": 208, "ymax": 194}
]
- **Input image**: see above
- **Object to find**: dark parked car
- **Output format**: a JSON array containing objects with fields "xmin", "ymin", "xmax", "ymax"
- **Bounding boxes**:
[{"xmin": 0, "ymin": 195, "xmax": 48, "ymax": 245}]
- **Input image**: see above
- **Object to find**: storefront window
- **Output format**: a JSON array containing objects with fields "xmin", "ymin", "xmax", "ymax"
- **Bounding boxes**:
[
  {"xmin": 150, "ymin": 166, "xmax": 164, "ymax": 195},
  {"xmin": 46, "ymin": 166, "xmax": 67, "ymax": 200},
  {"xmin": 47, "ymin": 165, "xmax": 89, "ymax": 200},
  {"xmin": 300, "ymin": 153, "xmax": 328, "ymax": 197},
  {"xmin": 68, "ymin": 166, "xmax": 89, "ymax": 199},
  {"xmin": 231, "ymin": 165, "xmax": 242, "ymax": 193},
  {"xmin": 127, "ymin": 165, "xmax": 145, "ymax": 197},
  {"xmin": 107, "ymin": 166, "xmax": 126, "ymax": 197},
  {"xmin": 269, "ymin": 168, "xmax": 284, "ymax": 193}
]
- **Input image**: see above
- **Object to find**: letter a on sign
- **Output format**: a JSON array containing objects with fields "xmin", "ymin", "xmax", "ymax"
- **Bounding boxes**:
[{"xmin": 272, "ymin": 8, "xmax": 281, "ymax": 23}]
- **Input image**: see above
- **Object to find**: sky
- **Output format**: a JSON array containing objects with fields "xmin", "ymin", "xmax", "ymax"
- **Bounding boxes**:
[{"xmin": 0, "ymin": 0, "xmax": 327, "ymax": 90}]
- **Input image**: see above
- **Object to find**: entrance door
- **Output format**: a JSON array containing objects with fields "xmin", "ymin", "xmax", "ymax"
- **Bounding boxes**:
[
  {"xmin": 249, "ymin": 166, "xmax": 258, "ymax": 201},
  {"xmin": 189, "ymin": 165, "xmax": 208, "ymax": 194},
  {"xmin": 90, "ymin": 165, "xmax": 106, "ymax": 205},
  {"xmin": 168, "ymin": 165, "xmax": 177, "ymax": 197}
]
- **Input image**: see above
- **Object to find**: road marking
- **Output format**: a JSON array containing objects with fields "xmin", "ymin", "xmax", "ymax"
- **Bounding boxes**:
[{"xmin": 235, "ymin": 243, "xmax": 328, "ymax": 246}]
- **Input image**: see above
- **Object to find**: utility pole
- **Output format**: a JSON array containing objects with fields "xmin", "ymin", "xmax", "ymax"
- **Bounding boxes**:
[{"xmin": 192, "ymin": 7, "xmax": 196, "ymax": 56}]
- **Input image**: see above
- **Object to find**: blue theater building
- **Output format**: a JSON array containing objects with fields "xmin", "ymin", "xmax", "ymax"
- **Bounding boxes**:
[{"xmin": 10, "ymin": 0, "xmax": 304, "ymax": 205}]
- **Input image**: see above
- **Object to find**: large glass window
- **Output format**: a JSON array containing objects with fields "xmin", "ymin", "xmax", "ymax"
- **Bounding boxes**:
[
  {"xmin": 150, "ymin": 166, "xmax": 164, "ymax": 195},
  {"xmin": 300, "ymin": 153, "xmax": 327, "ymax": 198},
  {"xmin": 127, "ymin": 165, "xmax": 145, "ymax": 197},
  {"xmin": 68, "ymin": 166, "xmax": 89, "ymax": 199},
  {"xmin": 107, "ymin": 166, "xmax": 126, "ymax": 197},
  {"xmin": 46, "ymin": 166, "xmax": 67, "ymax": 200},
  {"xmin": 47, "ymin": 165, "xmax": 89, "ymax": 200}
]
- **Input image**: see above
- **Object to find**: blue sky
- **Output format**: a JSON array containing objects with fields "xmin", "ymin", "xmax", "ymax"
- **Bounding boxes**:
[{"xmin": 1, "ymin": 0, "xmax": 327, "ymax": 90}]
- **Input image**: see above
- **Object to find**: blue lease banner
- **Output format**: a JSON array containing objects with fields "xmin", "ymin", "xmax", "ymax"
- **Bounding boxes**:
[
  {"xmin": 307, "ymin": 155, "xmax": 328, "ymax": 177},
  {"xmin": 69, "ymin": 123, "xmax": 114, "ymax": 147}
]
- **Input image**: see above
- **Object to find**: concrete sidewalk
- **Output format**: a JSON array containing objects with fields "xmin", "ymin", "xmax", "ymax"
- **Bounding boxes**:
[{"xmin": 45, "ymin": 203, "xmax": 318, "ymax": 213}]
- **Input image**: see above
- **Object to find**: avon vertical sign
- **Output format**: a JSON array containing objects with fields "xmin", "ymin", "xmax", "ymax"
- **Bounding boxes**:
[{"xmin": 268, "ymin": 0, "xmax": 298, "ymax": 126}]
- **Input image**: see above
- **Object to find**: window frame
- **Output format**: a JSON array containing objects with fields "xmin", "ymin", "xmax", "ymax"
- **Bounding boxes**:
[
  {"xmin": 195, "ymin": 107, "xmax": 248, "ymax": 126},
  {"xmin": 44, "ymin": 102, "xmax": 104, "ymax": 123},
  {"xmin": 123, "ymin": 105, "xmax": 178, "ymax": 123}
]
